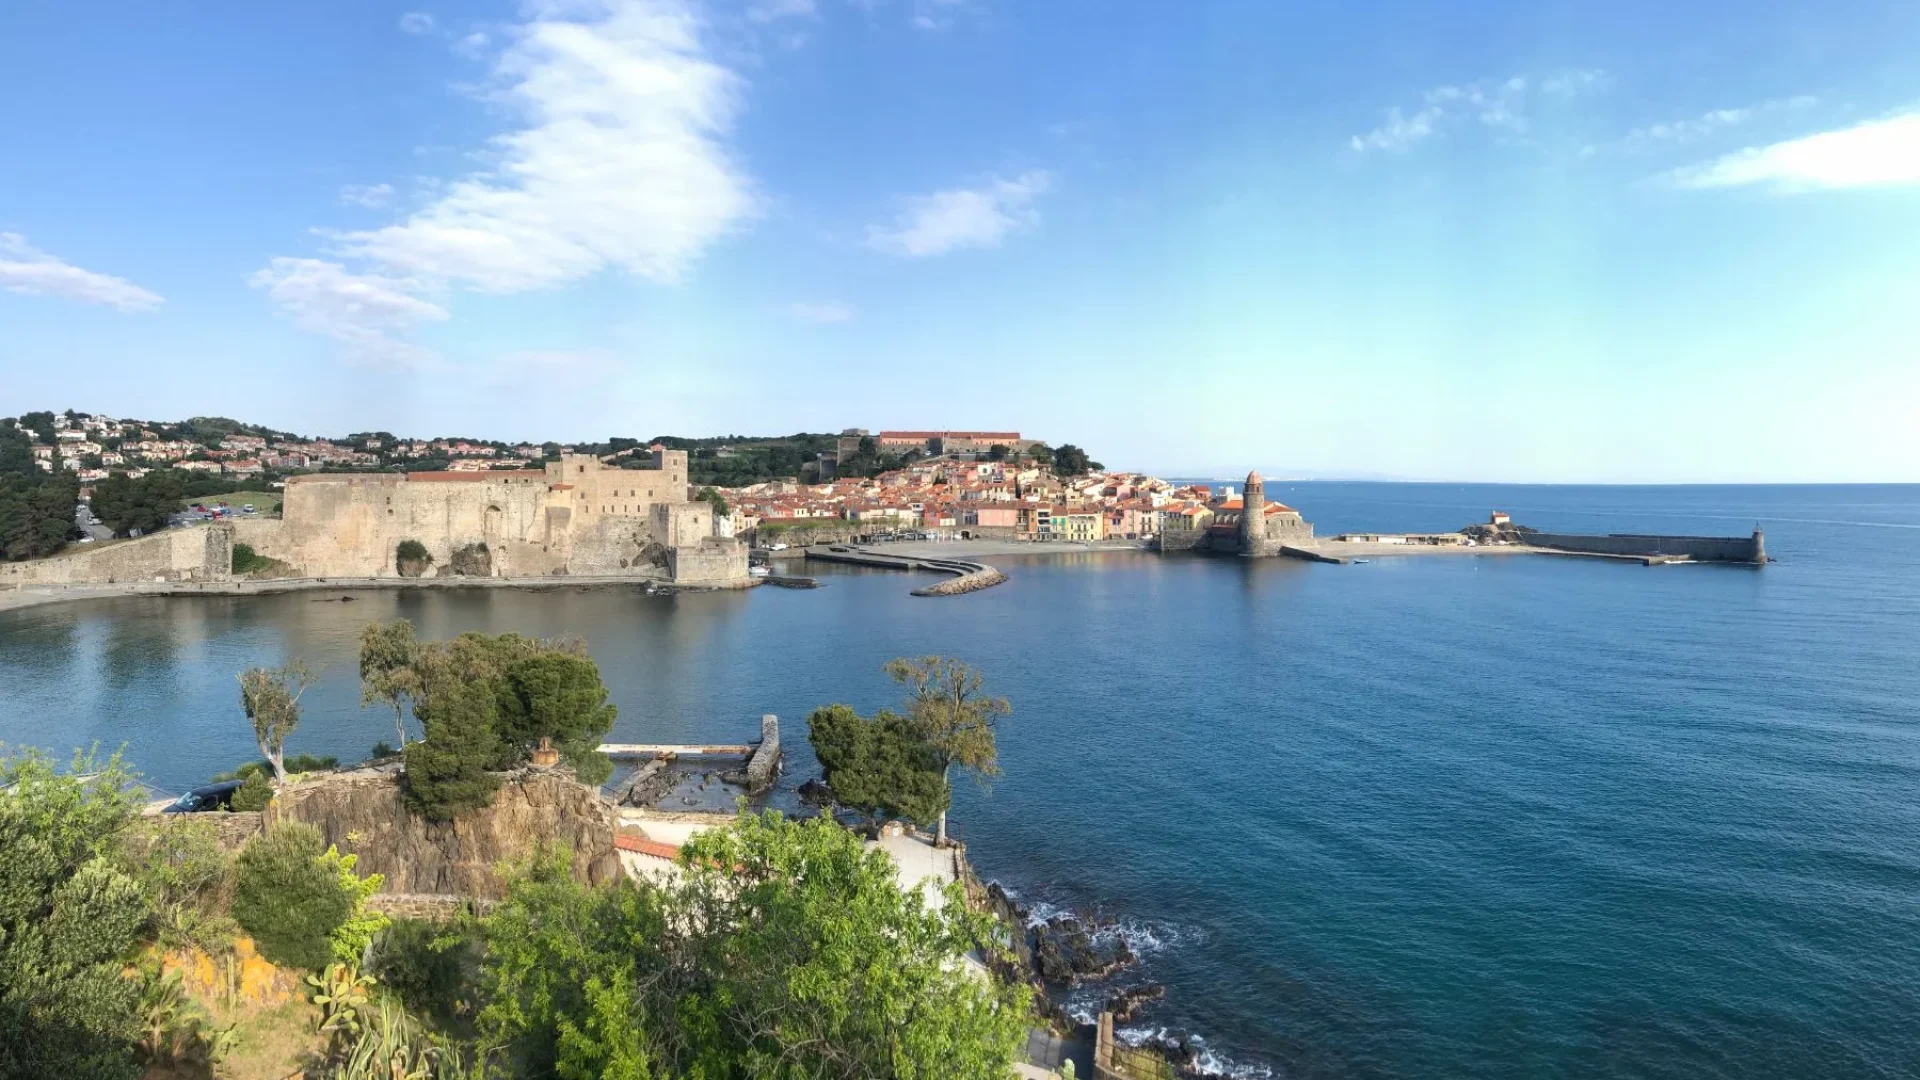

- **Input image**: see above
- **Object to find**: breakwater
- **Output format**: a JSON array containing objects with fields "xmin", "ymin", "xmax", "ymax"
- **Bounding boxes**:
[
  {"xmin": 802, "ymin": 544, "xmax": 1009, "ymax": 596},
  {"xmin": 1521, "ymin": 528, "xmax": 1766, "ymax": 564}
]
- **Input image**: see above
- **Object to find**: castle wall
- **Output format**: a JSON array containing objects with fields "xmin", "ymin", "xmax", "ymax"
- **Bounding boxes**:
[
  {"xmin": 1, "ymin": 524, "xmax": 232, "ymax": 587},
  {"xmin": 667, "ymin": 540, "xmax": 749, "ymax": 585}
]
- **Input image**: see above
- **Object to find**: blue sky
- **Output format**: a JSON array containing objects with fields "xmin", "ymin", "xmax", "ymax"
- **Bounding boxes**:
[{"xmin": 3, "ymin": 0, "xmax": 1918, "ymax": 482}]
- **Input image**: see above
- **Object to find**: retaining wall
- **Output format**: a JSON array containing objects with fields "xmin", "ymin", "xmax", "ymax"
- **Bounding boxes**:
[{"xmin": 1, "ymin": 524, "xmax": 233, "ymax": 587}]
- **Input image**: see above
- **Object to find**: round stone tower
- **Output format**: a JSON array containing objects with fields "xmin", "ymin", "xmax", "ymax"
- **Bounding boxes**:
[{"xmin": 1238, "ymin": 469, "xmax": 1266, "ymax": 554}]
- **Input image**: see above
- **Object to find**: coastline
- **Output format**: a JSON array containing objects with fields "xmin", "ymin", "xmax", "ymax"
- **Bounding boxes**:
[{"xmin": 0, "ymin": 571, "xmax": 751, "ymax": 615}]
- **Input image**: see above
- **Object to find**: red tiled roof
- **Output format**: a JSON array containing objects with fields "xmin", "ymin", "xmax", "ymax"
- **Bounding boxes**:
[{"xmin": 614, "ymin": 834, "xmax": 681, "ymax": 860}]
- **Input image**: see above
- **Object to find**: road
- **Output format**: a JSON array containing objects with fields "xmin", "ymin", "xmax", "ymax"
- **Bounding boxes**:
[{"xmin": 73, "ymin": 504, "xmax": 113, "ymax": 542}]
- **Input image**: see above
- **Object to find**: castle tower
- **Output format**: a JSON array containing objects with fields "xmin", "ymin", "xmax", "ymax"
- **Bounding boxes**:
[{"xmin": 1238, "ymin": 469, "xmax": 1266, "ymax": 554}]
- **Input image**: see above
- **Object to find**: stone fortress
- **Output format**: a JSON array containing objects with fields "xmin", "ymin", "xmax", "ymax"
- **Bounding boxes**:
[
  {"xmin": 227, "ymin": 446, "xmax": 747, "ymax": 585},
  {"xmin": 1158, "ymin": 469, "xmax": 1317, "ymax": 558}
]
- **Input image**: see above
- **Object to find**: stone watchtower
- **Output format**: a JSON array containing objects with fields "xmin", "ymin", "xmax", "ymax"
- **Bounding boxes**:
[{"xmin": 1238, "ymin": 469, "xmax": 1266, "ymax": 554}]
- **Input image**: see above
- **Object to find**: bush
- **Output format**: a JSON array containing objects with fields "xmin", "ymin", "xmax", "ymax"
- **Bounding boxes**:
[
  {"xmin": 395, "ymin": 539, "xmax": 432, "ymax": 576},
  {"xmin": 229, "ymin": 769, "xmax": 272, "ymax": 811},
  {"xmin": 231, "ymin": 542, "xmax": 271, "ymax": 575},
  {"xmin": 0, "ymin": 749, "xmax": 149, "ymax": 1080},
  {"xmin": 369, "ymin": 920, "xmax": 476, "ymax": 1029},
  {"xmin": 232, "ymin": 822, "xmax": 352, "ymax": 970},
  {"xmin": 120, "ymin": 819, "xmax": 237, "ymax": 954},
  {"xmin": 214, "ymin": 754, "xmax": 337, "ymax": 783}
]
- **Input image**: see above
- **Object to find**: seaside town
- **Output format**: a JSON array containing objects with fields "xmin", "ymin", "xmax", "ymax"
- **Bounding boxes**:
[{"xmin": 4, "ymin": 412, "xmax": 1263, "ymax": 548}]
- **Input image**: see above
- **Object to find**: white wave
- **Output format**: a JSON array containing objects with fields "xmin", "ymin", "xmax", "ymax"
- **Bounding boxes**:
[{"xmin": 1115, "ymin": 1027, "xmax": 1274, "ymax": 1079}]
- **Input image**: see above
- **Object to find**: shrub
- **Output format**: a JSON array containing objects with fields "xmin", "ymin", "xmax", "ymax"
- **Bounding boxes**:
[
  {"xmin": 215, "ymin": 754, "xmax": 337, "ymax": 783},
  {"xmin": 395, "ymin": 539, "xmax": 432, "ymax": 576},
  {"xmin": 0, "ymin": 749, "xmax": 149, "ymax": 1080},
  {"xmin": 321, "ymin": 845, "xmax": 389, "ymax": 966},
  {"xmin": 232, "ymin": 822, "xmax": 351, "ymax": 970},
  {"xmin": 231, "ymin": 542, "xmax": 272, "ymax": 575},
  {"xmin": 369, "ymin": 920, "xmax": 475, "ymax": 1028},
  {"xmin": 122, "ymin": 818, "xmax": 239, "ymax": 954},
  {"xmin": 229, "ymin": 769, "xmax": 272, "ymax": 811}
]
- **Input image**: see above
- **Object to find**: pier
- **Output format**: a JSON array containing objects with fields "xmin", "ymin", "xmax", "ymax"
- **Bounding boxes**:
[{"xmin": 803, "ymin": 544, "xmax": 1008, "ymax": 596}]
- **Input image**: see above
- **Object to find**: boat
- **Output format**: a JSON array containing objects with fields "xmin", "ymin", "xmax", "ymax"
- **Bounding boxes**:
[{"xmin": 749, "ymin": 565, "xmax": 772, "ymax": 578}]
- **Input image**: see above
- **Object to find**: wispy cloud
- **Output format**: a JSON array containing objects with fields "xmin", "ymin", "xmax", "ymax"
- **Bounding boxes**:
[
  {"xmin": 866, "ymin": 170, "xmax": 1052, "ymax": 258},
  {"xmin": 1350, "ymin": 69, "xmax": 1609, "ymax": 152},
  {"xmin": 249, "ymin": 258, "xmax": 448, "ymax": 371},
  {"xmin": 1606, "ymin": 95, "xmax": 1819, "ymax": 155},
  {"xmin": 785, "ymin": 301, "xmax": 854, "ymax": 323},
  {"xmin": 1660, "ymin": 110, "xmax": 1920, "ymax": 191},
  {"xmin": 747, "ymin": 0, "xmax": 815, "ymax": 21},
  {"xmin": 0, "ymin": 232, "xmax": 163, "ymax": 312},
  {"xmin": 910, "ymin": 0, "xmax": 970, "ymax": 32},
  {"xmin": 339, "ymin": 183, "xmax": 396, "ymax": 208},
  {"xmin": 399, "ymin": 11, "xmax": 436, "ymax": 35},
  {"xmin": 261, "ymin": 0, "xmax": 757, "ymax": 365},
  {"xmin": 452, "ymin": 31, "xmax": 490, "ymax": 58}
]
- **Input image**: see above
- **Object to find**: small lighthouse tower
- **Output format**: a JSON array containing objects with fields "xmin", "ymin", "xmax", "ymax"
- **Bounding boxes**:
[{"xmin": 1239, "ymin": 469, "xmax": 1266, "ymax": 555}]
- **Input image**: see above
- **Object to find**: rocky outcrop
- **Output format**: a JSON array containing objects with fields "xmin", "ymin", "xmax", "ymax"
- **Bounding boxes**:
[
  {"xmin": 721, "ymin": 715, "xmax": 781, "ymax": 793},
  {"xmin": 610, "ymin": 759, "xmax": 675, "ymax": 807},
  {"xmin": 447, "ymin": 542, "xmax": 493, "ymax": 577},
  {"xmin": 266, "ymin": 766, "xmax": 620, "ymax": 898}
]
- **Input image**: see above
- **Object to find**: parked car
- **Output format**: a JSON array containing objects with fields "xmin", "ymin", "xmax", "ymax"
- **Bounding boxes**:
[
  {"xmin": 161, "ymin": 779, "xmax": 243, "ymax": 814},
  {"xmin": 243, "ymin": 504, "xmax": 256, "ymax": 513}
]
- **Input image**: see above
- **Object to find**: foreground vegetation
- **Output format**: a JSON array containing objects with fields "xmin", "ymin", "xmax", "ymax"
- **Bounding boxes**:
[{"xmin": 0, "ymin": 749, "xmax": 1029, "ymax": 1080}]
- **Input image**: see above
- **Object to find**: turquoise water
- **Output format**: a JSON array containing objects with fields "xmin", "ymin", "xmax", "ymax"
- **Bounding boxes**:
[{"xmin": 5, "ymin": 483, "xmax": 1920, "ymax": 1078}]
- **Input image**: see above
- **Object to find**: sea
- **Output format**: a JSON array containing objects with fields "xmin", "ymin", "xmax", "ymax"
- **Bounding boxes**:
[{"xmin": 5, "ymin": 482, "xmax": 1920, "ymax": 1079}]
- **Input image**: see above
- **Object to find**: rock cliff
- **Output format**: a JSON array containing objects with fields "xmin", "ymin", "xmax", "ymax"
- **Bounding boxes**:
[{"xmin": 266, "ymin": 766, "xmax": 620, "ymax": 898}]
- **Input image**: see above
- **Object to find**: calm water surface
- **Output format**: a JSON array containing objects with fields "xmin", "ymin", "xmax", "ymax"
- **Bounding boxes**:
[{"xmin": 6, "ymin": 483, "xmax": 1920, "ymax": 1078}]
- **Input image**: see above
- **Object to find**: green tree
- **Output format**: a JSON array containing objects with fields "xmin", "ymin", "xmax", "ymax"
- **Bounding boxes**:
[
  {"xmin": 666, "ymin": 811, "xmax": 1028, "ymax": 1077},
  {"xmin": 358, "ymin": 619, "xmax": 421, "ymax": 749},
  {"xmin": 238, "ymin": 661, "xmax": 316, "ymax": 783},
  {"xmin": 477, "ymin": 848, "xmax": 664, "ymax": 1079},
  {"xmin": 987, "ymin": 443, "xmax": 1009, "ymax": 461},
  {"xmin": 884, "ymin": 657, "xmax": 1011, "ymax": 846},
  {"xmin": 806, "ymin": 705, "xmax": 950, "ymax": 827},
  {"xmin": 476, "ymin": 812, "xmax": 1029, "ymax": 1080},
  {"xmin": 497, "ymin": 652, "xmax": 618, "ymax": 786},
  {"xmin": 694, "ymin": 486, "xmax": 729, "ymax": 516},
  {"xmin": 403, "ymin": 677, "xmax": 505, "ymax": 822},
  {"xmin": 0, "ymin": 749, "xmax": 150, "ymax": 1080},
  {"xmin": 231, "ymin": 822, "xmax": 351, "ymax": 971},
  {"xmin": 1026, "ymin": 443, "xmax": 1054, "ymax": 470},
  {"xmin": 364, "ymin": 624, "xmax": 620, "ymax": 817},
  {"xmin": 1051, "ymin": 444, "xmax": 1094, "ymax": 477}
]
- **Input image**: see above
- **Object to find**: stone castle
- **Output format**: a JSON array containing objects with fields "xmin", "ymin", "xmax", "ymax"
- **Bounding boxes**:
[
  {"xmin": 231, "ymin": 447, "xmax": 747, "ymax": 585},
  {"xmin": 1159, "ymin": 469, "xmax": 1315, "ymax": 557}
]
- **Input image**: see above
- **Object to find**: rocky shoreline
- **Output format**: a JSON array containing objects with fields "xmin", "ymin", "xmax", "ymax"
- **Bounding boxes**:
[{"xmin": 976, "ymin": 878, "xmax": 1247, "ymax": 1079}]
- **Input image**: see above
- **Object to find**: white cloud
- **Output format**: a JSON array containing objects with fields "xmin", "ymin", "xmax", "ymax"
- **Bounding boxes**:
[
  {"xmin": 453, "ymin": 31, "xmax": 490, "ymax": 58},
  {"xmin": 1351, "ymin": 69, "xmax": 1608, "ymax": 152},
  {"xmin": 1615, "ymin": 95, "xmax": 1817, "ymax": 152},
  {"xmin": 0, "ymin": 232, "xmax": 163, "ymax": 313},
  {"xmin": 1661, "ymin": 111, "xmax": 1920, "ymax": 191},
  {"xmin": 785, "ymin": 301, "xmax": 854, "ymax": 323},
  {"xmin": 339, "ymin": 183, "xmax": 396, "ymax": 208},
  {"xmin": 399, "ymin": 12, "xmax": 436, "ymax": 34},
  {"xmin": 261, "ymin": 0, "xmax": 757, "ymax": 366},
  {"xmin": 249, "ymin": 257, "xmax": 449, "ymax": 370},
  {"xmin": 866, "ymin": 170, "xmax": 1052, "ymax": 258},
  {"xmin": 333, "ymin": 0, "xmax": 755, "ymax": 292},
  {"xmin": 747, "ymin": 0, "xmax": 815, "ymax": 21}
]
